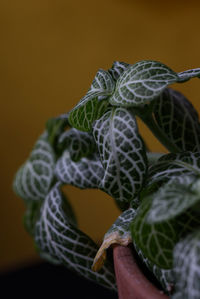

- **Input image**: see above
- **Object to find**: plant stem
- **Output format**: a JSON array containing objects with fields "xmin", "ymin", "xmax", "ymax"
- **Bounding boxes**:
[{"xmin": 134, "ymin": 107, "xmax": 180, "ymax": 153}]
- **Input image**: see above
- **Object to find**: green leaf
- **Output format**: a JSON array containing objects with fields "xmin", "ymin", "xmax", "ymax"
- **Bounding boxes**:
[
  {"xmin": 152, "ymin": 88, "xmax": 200, "ymax": 151},
  {"xmin": 93, "ymin": 107, "xmax": 148, "ymax": 210},
  {"xmin": 46, "ymin": 114, "xmax": 68, "ymax": 149},
  {"xmin": 134, "ymin": 243, "xmax": 174, "ymax": 294},
  {"xmin": 33, "ymin": 187, "xmax": 76, "ymax": 266},
  {"xmin": 147, "ymin": 152, "xmax": 164, "ymax": 166},
  {"xmin": 68, "ymin": 69, "xmax": 115, "ymax": 131},
  {"xmin": 90, "ymin": 69, "xmax": 115, "ymax": 92},
  {"xmin": 109, "ymin": 60, "xmax": 178, "ymax": 107},
  {"xmin": 34, "ymin": 183, "xmax": 117, "ymax": 291},
  {"xmin": 69, "ymin": 98, "xmax": 110, "ymax": 132},
  {"xmin": 147, "ymin": 176, "xmax": 200, "ymax": 223},
  {"xmin": 177, "ymin": 67, "xmax": 200, "ymax": 82},
  {"xmin": 105, "ymin": 208, "xmax": 136, "ymax": 239},
  {"xmin": 23, "ymin": 201, "xmax": 42, "ymax": 236},
  {"xmin": 173, "ymin": 230, "xmax": 200, "ymax": 299},
  {"xmin": 131, "ymin": 197, "xmax": 200, "ymax": 269},
  {"xmin": 131, "ymin": 198, "xmax": 178, "ymax": 269},
  {"xmin": 13, "ymin": 132, "xmax": 55, "ymax": 201},
  {"xmin": 92, "ymin": 208, "xmax": 136, "ymax": 271},
  {"xmin": 60, "ymin": 190, "xmax": 77, "ymax": 227},
  {"xmin": 36, "ymin": 250, "xmax": 61, "ymax": 265},
  {"xmin": 55, "ymin": 151, "xmax": 104, "ymax": 189},
  {"xmin": 147, "ymin": 151, "xmax": 200, "ymax": 187},
  {"xmin": 58, "ymin": 128, "xmax": 96, "ymax": 161},
  {"xmin": 176, "ymin": 209, "xmax": 200, "ymax": 238},
  {"xmin": 108, "ymin": 61, "xmax": 130, "ymax": 81}
]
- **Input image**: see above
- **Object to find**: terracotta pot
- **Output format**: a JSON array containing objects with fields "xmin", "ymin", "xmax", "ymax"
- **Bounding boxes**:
[{"xmin": 113, "ymin": 245, "xmax": 169, "ymax": 299}]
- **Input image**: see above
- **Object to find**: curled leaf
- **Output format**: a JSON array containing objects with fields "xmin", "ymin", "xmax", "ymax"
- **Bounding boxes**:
[
  {"xmin": 108, "ymin": 61, "xmax": 130, "ymax": 81},
  {"xmin": 92, "ymin": 208, "xmax": 136, "ymax": 271},
  {"xmin": 152, "ymin": 88, "xmax": 200, "ymax": 152},
  {"xmin": 131, "ymin": 198, "xmax": 178, "ymax": 269},
  {"xmin": 55, "ymin": 151, "xmax": 104, "ymax": 189},
  {"xmin": 147, "ymin": 176, "xmax": 200, "ymax": 223},
  {"xmin": 147, "ymin": 151, "xmax": 200, "ymax": 188},
  {"xmin": 93, "ymin": 107, "xmax": 147, "ymax": 210},
  {"xmin": 177, "ymin": 67, "xmax": 200, "ymax": 82},
  {"xmin": 13, "ymin": 132, "xmax": 55, "ymax": 202},
  {"xmin": 58, "ymin": 128, "xmax": 96, "ymax": 161},
  {"xmin": 34, "ymin": 183, "xmax": 117, "ymax": 290},
  {"xmin": 173, "ymin": 230, "xmax": 200, "ymax": 299},
  {"xmin": 68, "ymin": 69, "xmax": 114, "ymax": 131},
  {"xmin": 109, "ymin": 60, "xmax": 178, "ymax": 107}
]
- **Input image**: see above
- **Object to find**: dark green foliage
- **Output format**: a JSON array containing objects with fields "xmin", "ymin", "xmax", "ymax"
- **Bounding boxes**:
[{"xmin": 13, "ymin": 60, "xmax": 200, "ymax": 297}]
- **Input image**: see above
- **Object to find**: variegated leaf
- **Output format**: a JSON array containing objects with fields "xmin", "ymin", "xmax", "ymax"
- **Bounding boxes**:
[
  {"xmin": 147, "ymin": 152, "xmax": 164, "ymax": 166},
  {"xmin": 152, "ymin": 88, "xmax": 200, "ymax": 151},
  {"xmin": 23, "ymin": 201, "xmax": 42, "ymax": 236},
  {"xmin": 46, "ymin": 114, "xmax": 68, "ymax": 148},
  {"xmin": 108, "ymin": 61, "xmax": 130, "ymax": 81},
  {"xmin": 68, "ymin": 69, "xmax": 114, "ymax": 131},
  {"xmin": 34, "ymin": 183, "xmax": 117, "ymax": 291},
  {"xmin": 131, "ymin": 198, "xmax": 178, "ymax": 269},
  {"xmin": 13, "ymin": 132, "xmax": 55, "ymax": 201},
  {"xmin": 55, "ymin": 151, "xmax": 104, "ymax": 189},
  {"xmin": 147, "ymin": 151, "xmax": 200, "ymax": 187},
  {"xmin": 92, "ymin": 208, "xmax": 136, "ymax": 271},
  {"xmin": 109, "ymin": 60, "xmax": 178, "ymax": 107},
  {"xmin": 134, "ymin": 243, "xmax": 174, "ymax": 294},
  {"xmin": 37, "ymin": 251, "xmax": 61, "ymax": 265},
  {"xmin": 173, "ymin": 231, "xmax": 200, "ymax": 299},
  {"xmin": 90, "ymin": 69, "xmax": 115, "ymax": 92},
  {"xmin": 58, "ymin": 128, "xmax": 96, "ymax": 161},
  {"xmin": 93, "ymin": 107, "xmax": 147, "ymax": 210},
  {"xmin": 69, "ymin": 97, "xmax": 110, "ymax": 132},
  {"xmin": 176, "ymin": 209, "xmax": 200, "ymax": 237},
  {"xmin": 147, "ymin": 176, "xmax": 200, "ymax": 223},
  {"xmin": 131, "ymin": 198, "xmax": 200, "ymax": 269},
  {"xmin": 75, "ymin": 69, "xmax": 114, "ymax": 110},
  {"xmin": 177, "ymin": 67, "xmax": 200, "ymax": 83}
]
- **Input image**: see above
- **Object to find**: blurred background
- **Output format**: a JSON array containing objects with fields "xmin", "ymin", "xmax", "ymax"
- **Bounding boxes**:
[{"xmin": 1, "ymin": 0, "xmax": 200, "ymax": 271}]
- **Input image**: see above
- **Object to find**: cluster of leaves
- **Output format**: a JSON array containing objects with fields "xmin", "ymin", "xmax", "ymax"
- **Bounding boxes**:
[{"xmin": 13, "ymin": 60, "xmax": 200, "ymax": 297}]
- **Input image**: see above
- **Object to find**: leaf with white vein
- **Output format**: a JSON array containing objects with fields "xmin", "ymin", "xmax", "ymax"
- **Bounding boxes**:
[
  {"xmin": 147, "ymin": 151, "xmax": 200, "ymax": 187},
  {"xmin": 108, "ymin": 61, "xmax": 130, "ymax": 81},
  {"xmin": 46, "ymin": 114, "xmax": 68, "ymax": 149},
  {"xmin": 131, "ymin": 198, "xmax": 178, "ymax": 269},
  {"xmin": 93, "ymin": 107, "xmax": 148, "ymax": 210},
  {"xmin": 23, "ymin": 201, "xmax": 42, "ymax": 236},
  {"xmin": 58, "ymin": 128, "xmax": 96, "ymax": 161},
  {"xmin": 109, "ymin": 60, "xmax": 178, "ymax": 107},
  {"xmin": 68, "ymin": 69, "xmax": 115, "ymax": 131},
  {"xmin": 177, "ymin": 67, "xmax": 200, "ymax": 82},
  {"xmin": 69, "ymin": 98, "xmax": 110, "ymax": 132},
  {"xmin": 147, "ymin": 152, "xmax": 164, "ymax": 166},
  {"xmin": 13, "ymin": 132, "xmax": 55, "ymax": 201},
  {"xmin": 134, "ymin": 243, "xmax": 175, "ymax": 294},
  {"xmin": 55, "ymin": 151, "xmax": 104, "ymax": 189},
  {"xmin": 173, "ymin": 230, "xmax": 200, "ymax": 299},
  {"xmin": 152, "ymin": 88, "xmax": 200, "ymax": 152},
  {"xmin": 34, "ymin": 183, "xmax": 117, "ymax": 291},
  {"xmin": 90, "ymin": 69, "xmax": 115, "ymax": 92},
  {"xmin": 131, "ymin": 198, "xmax": 200, "ymax": 269},
  {"xmin": 92, "ymin": 208, "xmax": 136, "ymax": 271},
  {"xmin": 147, "ymin": 176, "xmax": 200, "ymax": 223}
]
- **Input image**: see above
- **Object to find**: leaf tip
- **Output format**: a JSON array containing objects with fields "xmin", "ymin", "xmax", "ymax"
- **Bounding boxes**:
[{"xmin": 92, "ymin": 231, "xmax": 132, "ymax": 271}]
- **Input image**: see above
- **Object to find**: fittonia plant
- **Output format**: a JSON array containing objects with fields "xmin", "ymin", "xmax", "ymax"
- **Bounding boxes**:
[{"xmin": 13, "ymin": 60, "xmax": 200, "ymax": 297}]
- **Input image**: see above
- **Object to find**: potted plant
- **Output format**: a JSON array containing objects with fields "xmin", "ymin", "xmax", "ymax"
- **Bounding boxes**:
[{"xmin": 13, "ymin": 60, "xmax": 200, "ymax": 298}]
